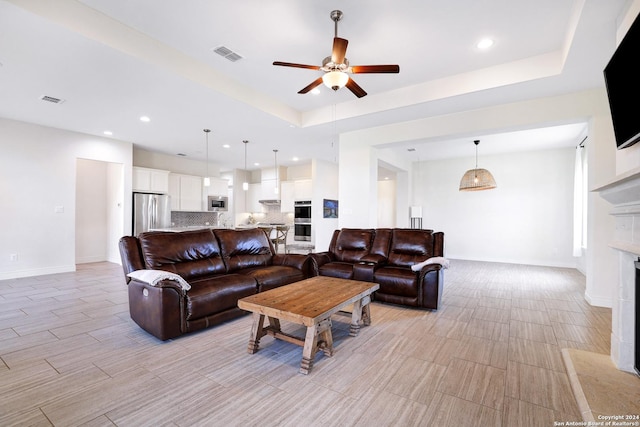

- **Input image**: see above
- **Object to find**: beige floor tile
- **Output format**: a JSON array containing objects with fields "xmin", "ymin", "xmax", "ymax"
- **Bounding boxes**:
[
  {"xmin": 465, "ymin": 318, "xmax": 510, "ymax": 342},
  {"xmin": 510, "ymin": 319, "xmax": 558, "ymax": 345},
  {"xmin": 437, "ymin": 357, "xmax": 506, "ymax": 410},
  {"xmin": 510, "ymin": 307, "xmax": 551, "ymax": 325},
  {"xmin": 508, "ymin": 336, "xmax": 565, "ymax": 371},
  {"xmin": 423, "ymin": 392, "xmax": 502, "ymax": 427}
]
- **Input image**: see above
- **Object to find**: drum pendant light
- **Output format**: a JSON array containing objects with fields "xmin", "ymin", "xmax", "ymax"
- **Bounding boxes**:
[{"xmin": 459, "ymin": 139, "xmax": 497, "ymax": 191}]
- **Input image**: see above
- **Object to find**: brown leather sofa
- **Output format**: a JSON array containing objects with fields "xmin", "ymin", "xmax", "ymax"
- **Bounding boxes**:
[
  {"xmin": 118, "ymin": 228, "xmax": 313, "ymax": 340},
  {"xmin": 310, "ymin": 228, "xmax": 445, "ymax": 309}
]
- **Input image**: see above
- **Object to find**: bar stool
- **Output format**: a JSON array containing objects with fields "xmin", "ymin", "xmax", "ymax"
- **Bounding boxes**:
[{"xmin": 271, "ymin": 225, "xmax": 289, "ymax": 253}]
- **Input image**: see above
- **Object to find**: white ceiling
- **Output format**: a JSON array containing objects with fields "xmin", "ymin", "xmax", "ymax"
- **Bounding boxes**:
[{"xmin": 0, "ymin": 0, "xmax": 630, "ymax": 172}]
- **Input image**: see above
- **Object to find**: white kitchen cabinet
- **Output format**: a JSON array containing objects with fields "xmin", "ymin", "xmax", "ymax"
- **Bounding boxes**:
[
  {"xmin": 294, "ymin": 179, "xmax": 312, "ymax": 200},
  {"xmin": 168, "ymin": 173, "xmax": 203, "ymax": 211},
  {"xmin": 133, "ymin": 167, "xmax": 169, "ymax": 194},
  {"xmin": 247, "ymin": 183, "xmax": 263, "ymax": 213},
  {"xmin": 262, "ymin": 178, "xmax": 278, "ymax": 199},
  {"xmin": 180, "ymin": 175, "xmax": 203, "ymax": 211},
  {"xmin": 280, "ymin": 181, "xmax": 295, "ymax": 212},
  {"xmin": 204, "ymin": 177, "xmax": 229, "ymax": 197}
]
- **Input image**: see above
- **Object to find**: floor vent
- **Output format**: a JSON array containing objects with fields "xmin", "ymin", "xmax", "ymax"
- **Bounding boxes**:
[
  {"xmin": 212, "ymin": 46, "xmax": 243, "ymax": 62},
  {"xmin": 40, "ymin": 95, "xmax": 65, "ymax": 104}
]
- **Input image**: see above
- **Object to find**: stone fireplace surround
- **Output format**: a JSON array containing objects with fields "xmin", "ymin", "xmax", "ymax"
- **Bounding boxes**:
[{"xmin": 595, "ymin": 167, "xmax": 640, "ymax": 373}]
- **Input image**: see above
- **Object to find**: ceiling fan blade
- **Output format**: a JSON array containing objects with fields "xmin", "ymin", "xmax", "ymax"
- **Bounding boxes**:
[
  {"xmin": 298, "ymin": 77, "xmax": 324, "ymax": 94},
  {"xmin": 345, "ymin": 78, "xmax": 367, "ymax": 98},
  {"xmin": 331, "ymin": 37, "xmax": 348, "ymax": 64},
  {"xmin": 273, "ymin": 61, "xmax": 321, "ymax": 70},
  {"xmin": 350, "ymin": 65, "xmax": 400, "ymax": 74}
]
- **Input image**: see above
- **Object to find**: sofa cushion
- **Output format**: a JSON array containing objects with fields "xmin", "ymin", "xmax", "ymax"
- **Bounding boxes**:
[
  {"xmin": 373, "ymin": 266, "xmax": 419, "ymax": 297},
  {"xmin": 138, "ymin": 229, "xmax": 226, "ymax": 280},
  {"xmin": 240, "ymin": 265, "xmax": 305, "ymax": 292},
  {"xmin": 318, "ymin": 262, "xmax": 356, "ymax": 280},
  {"xmin": 387, "ymin": 229, "xmax": 434, "ymax": 267},
  {"xmin": 185, "ymin": 274, "xmax": 257, "ymax": 321},
  {"xmin": 333, "ymin": 228, "xmax": 375, "ymax": 263},
  {"xmin": 215, "ymin": 228, "xmax": 274, "ymax": 272}
]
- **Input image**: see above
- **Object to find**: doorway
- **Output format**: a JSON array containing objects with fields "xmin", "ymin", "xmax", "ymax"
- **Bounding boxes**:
[{"xmin": 76, "ymin": 159, "xmax": 124, "ymax": 264}]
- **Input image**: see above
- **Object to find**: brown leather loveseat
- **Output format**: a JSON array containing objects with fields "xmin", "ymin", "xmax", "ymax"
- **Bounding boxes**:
[
  {"xmin": 310, "ymin": 228, "xmax": 445, "ymax": 309},
  {"xmin": 119, "ymin": 228, "xmax": 312, "ymax": 340}
]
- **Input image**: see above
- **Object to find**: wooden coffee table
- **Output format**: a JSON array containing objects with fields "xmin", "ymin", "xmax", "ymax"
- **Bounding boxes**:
[{"xmin": 237, "ymin": 276, "xmax": 379, "ymax": 374}]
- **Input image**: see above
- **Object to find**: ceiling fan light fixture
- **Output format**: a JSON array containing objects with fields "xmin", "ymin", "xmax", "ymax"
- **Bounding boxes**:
[{"xmin": 322, "ymin": 70, "xmax": 349, "ymax": 91}]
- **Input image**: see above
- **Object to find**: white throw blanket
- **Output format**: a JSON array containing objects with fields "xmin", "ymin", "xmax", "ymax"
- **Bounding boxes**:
[
  {"xmin": 410, "ymin": 256, "xmax": 450, "ymax": 272},
  {"xmin": 127, "ymin": 269, "xmax": 191, "ymax": 291}
]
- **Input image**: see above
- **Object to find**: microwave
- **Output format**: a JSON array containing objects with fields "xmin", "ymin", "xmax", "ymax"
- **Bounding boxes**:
[{"xmin": 207, "ymin": 195, "xmax": 228, "ymax": 211}]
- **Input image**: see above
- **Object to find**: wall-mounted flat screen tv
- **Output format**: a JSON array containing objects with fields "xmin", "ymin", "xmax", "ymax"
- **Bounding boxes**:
[{"xmin": 603, "ymin": 11, "xmax": 640, "ymax": 149}]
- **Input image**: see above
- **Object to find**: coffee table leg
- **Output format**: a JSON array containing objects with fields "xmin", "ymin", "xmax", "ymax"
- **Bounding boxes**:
[
  {"xmin": 361, "ymin": 295, "xmax": 372, "ymax": 326},
  {"xmin": 317, "ymin": 319, "xmax": 334, "ymax": 357},
  {"xmin": 247, "ymin": 313, "xmax": 265, "ymax": 354},
  {"xmin": 300, "ymin": 324, "xmax": 319, "ymax": 375},
  {"xmin": 350, "ymin": 298, "xmax": 363, "ymax": 336}
]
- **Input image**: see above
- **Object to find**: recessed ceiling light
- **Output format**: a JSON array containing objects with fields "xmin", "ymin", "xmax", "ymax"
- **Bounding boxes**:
[
  {"xmin": 254, "ymin": 162, "xmax": 260, "ymax": 166},
  {"xmin": 140, "ymin": 116, "xmax": 151, "ymax": 122},
  {"xmin": 477, "ymin": 38, "xmax": 494, "ymax": 49},
  {"xmin": 292, "ymin": 157, "xmax": 299, "ymax": 162},
  {"xmin": 311, "ymin": 88, "xmax": 321, "ymax": 95},
  {"xmin": 103, "ymin": 130, "xmax": 113, "ymax": 136},
  {"xmin": 222, "ymin": 144, "xmax": 230, "ymax": 149}
]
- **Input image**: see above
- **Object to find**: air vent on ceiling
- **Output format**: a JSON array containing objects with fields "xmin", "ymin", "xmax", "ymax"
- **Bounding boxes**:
[
  {"xmin": 40, "ymin": 95, "xmax": 65, "ymax": 104},
  {"xmin": 212, "ymin": 46, "xmax": 243, "ymax": 62}
]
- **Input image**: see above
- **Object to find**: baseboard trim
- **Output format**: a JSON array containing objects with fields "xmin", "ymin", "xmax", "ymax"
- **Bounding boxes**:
[
  {"xmin": 0, "ymin": 264, "xmax": 76, "ymax": 281},
  {"xmin": 584, "ymin": 291, "xmax": 612, "ymax": 308}
]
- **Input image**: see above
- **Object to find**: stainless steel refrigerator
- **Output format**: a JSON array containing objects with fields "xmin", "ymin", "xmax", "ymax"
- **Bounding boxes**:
[{"xmin": 133, "ymin": 192, "xmax": 171, "ymax": 235}]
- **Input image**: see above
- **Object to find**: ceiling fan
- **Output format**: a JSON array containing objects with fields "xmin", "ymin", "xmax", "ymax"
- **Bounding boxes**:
[{"xmin": 273, "ymin": 10, "xmax": 400, "ymax": 98}]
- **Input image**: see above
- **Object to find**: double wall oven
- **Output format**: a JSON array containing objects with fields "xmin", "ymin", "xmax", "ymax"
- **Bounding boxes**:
[{"xmin": 293, "ymin": 200, "xmax": 311, "ymax": 241}]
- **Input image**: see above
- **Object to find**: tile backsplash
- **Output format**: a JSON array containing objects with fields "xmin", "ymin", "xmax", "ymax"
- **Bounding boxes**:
[{"xmin": 171, "ymin": 211, "xmax": 231, "ymax": 227}]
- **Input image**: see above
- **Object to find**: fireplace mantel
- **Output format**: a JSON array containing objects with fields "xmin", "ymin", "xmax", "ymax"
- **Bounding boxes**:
[
  {"xmin": 594, "ymin": 166, "xmax": 640, "ymax": 206},
  {"xmin": 593, "ymin": 166, "xmax": 640, "ymax": 373}
]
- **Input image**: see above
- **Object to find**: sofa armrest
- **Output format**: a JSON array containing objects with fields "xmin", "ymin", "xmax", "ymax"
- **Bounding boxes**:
[
  {"xmin": 308, "ymin": 252, "xmax": 333, "ymax": 276},
  {"xmin": 127, "ymin": 279, "xmax": 184, "ymax": 340},
  {"xmin": 272, "ymin": 253, "xmax": 314, "ymax": 278},
  {"xmin": 119, "ymin": 236, "xmax": 145, "ymax": 283},
  {"xmin": 417, "ymin": 264, "xmax": 444, "ymax": 310},
  {"xmin": 128, "ymin": 277, "xmax": 189, "ymax": 296}
]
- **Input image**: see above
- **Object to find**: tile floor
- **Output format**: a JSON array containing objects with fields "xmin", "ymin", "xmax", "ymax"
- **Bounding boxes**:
[{"xmin": 0, "ymin": 259, "xmax": 630, "ymax": 426}]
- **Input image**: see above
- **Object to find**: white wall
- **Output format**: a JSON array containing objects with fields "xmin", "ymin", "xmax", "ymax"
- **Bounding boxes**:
[
  {"xmin": 312, "ymin": 159, "xmax": 338, "ymax": 252},
  {"xmin": 414, "ymin": 148, "xmax": 575, "ymax": 267},
  {"xmin": 0, "ymin": 118, "xmax": 132, "ymax": 279}
]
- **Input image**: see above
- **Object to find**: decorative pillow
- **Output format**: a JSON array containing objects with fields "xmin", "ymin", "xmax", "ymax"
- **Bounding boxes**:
[{"xmin": 127, "ymin": 269, "xmax": 191, "ymax": 291}]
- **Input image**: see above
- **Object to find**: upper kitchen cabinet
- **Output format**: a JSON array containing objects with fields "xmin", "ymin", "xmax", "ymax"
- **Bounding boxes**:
[
  {"xmin": 280, "ymin": 179, "xmax": 312, "ymax": 212},
  {"xmin": 294, "ymin": 179, "xmax": 312, "ymax": 200},
  {"xmin": 204, "ymin": 177, "xmax": 229, "ymax": 198},
  {"xmin": 280, "ymin": 181, "xmax": 295, "ymax": 212},
  {"xmin": 132, "ymin": 167, "xmax": 170, "ymax": 194},
  {"xmin": 168, "ymin": 173, "xmax": 203, "ymax": 211}
]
